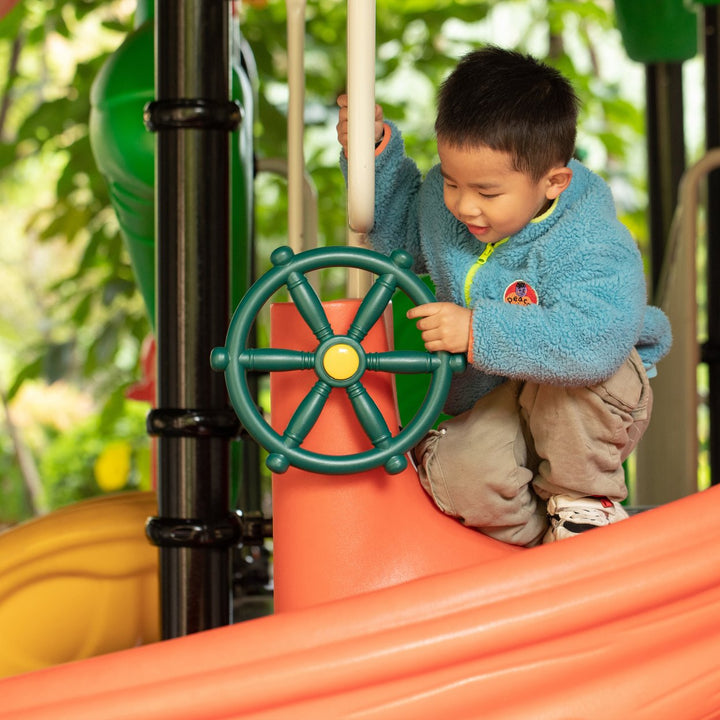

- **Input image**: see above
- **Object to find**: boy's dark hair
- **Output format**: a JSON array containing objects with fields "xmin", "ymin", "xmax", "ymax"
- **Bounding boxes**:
[{"xmin": 435, "ymin": 46, "xmax": 579, "ymax": 181}]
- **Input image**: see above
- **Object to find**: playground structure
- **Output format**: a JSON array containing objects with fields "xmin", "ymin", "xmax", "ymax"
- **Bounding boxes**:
[
  {"xmin": 2, "ymin": 0, "xmax": 720, "ymax": 717},
  {"xmin": 2, "ymin": 291, "xmax": 720, "ymax": 717}
]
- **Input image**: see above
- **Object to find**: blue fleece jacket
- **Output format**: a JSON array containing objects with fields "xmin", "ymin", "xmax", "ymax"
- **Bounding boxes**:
[{"xmin": 341, "ymin": 121, "xmax": 672, "ymax": 416}]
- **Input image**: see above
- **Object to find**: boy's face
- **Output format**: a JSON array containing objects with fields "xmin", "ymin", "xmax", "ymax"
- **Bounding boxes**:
[{"xmin": 437, "ymin": 140, "xmax": 571, "ymax": 246}]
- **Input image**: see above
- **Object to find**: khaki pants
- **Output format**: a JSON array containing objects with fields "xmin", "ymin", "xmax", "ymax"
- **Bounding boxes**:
[{"xmin": 415, "ymin": 349, "xmax": 652, "ymax": 547}]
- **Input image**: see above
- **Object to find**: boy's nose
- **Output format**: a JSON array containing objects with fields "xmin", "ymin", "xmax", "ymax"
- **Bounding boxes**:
[{"xmin": 456, "ymin": 191, "xmax": 481, "ymax": 220}]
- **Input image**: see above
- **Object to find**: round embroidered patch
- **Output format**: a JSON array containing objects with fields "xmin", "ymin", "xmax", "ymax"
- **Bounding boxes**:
[{"xmin": 504, "ymin": 280, "xmax": 538, "ymax": 306}]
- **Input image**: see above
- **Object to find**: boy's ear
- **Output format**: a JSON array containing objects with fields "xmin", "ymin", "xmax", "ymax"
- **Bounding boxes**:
[{"xmin": 545, "ymin": 166, "xmax": 573, "ymax": 199}]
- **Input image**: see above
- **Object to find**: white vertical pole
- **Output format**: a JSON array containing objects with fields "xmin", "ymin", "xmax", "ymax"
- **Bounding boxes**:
[
  {"xmin": 286, "ymin": 0, "xmax": 306, "ymax": 254},
  {"xmin": 346, "ymin": 0, "xmax": 375, "ymax": 297}
]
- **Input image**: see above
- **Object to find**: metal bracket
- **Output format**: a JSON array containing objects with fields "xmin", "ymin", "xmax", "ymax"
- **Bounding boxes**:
[
  {"xmin": 144, "ymin": 98, "xmax": 242, "ymax": 132},
  {"xmin": 147, "ymin": 407, "xmax": 242, "ymax": 438},
  {"xmin": 146, "ymin": 513, "xmax": 243, "ymax": 549}
]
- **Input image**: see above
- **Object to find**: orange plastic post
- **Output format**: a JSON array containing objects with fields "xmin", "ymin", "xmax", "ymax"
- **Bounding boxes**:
[{"xmin": 270, "ymin": 300, "xmax": 518, "ymax": 611}]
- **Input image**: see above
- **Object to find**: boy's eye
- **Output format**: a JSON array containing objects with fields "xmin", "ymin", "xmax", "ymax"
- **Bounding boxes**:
[{"xmin": 479, "ymin": 192, "xmax": 499, "ymax": 199}]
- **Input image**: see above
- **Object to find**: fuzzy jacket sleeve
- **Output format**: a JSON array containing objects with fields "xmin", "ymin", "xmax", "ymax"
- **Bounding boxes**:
[{"xmin": 340, "ymin": 121, "xmax": 428, "ymax": 274}]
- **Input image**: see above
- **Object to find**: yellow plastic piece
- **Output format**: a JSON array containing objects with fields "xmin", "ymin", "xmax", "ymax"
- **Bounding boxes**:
[
  {"xmin": 94, "ymin": 440, "xmax": 132, "ymax": 491},
  {"xmin": 0, "ymin": 491, "xmax": 159, "ymax": 679},
  {"xmin": 322, "ymin": 342, "xmax": 360, "ymax": 380}
]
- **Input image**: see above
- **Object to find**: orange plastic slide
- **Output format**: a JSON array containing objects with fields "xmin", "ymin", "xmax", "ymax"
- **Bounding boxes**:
[
  {"xmin": 1, "ymin": 488, "xmax": 719, "ymax": 719},
  {"xmin": 1, "ymin": 300, "xmax": 719, "ymax": 718}
]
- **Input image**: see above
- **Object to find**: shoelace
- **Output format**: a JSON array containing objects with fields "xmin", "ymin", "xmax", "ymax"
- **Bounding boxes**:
[{"xmin": 555, "ymin": 506, "xmax": 611, "ymax": 526}]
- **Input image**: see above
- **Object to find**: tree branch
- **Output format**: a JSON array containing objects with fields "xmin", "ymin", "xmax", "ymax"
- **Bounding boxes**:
[
  {"xmin": 0, "ymin": 33, "xmax": 23, "ymax": 142},
  {"xmin": 0, "ymin": 386, "xmax": 47, "ymax": 516}
]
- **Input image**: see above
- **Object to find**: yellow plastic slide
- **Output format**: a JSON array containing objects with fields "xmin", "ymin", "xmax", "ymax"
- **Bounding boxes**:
[{"xmin": 0, "ymin": 491, "xmax": 158, "ymax": 679}]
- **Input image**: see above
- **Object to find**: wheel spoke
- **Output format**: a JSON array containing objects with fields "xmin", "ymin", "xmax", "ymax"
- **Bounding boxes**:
[
  {"xmin": 287, "ymin": 271, "xmax": 334, "ymax": 343},
  {"xmin": 238, "ymin": 348, "xmax": 315, "ymax": 372},
  {"xmin": 346, "ymin": 273, "xmax": 398, "ymax": 343},
  {"xmin": 281, "ymin": 380, "xmax": 332, "ymax": 448},
  {"xmin": 345, "ymin": 381, "xmax": 393, "ymax": 449},
  {"xmin": 365, "ymin": 351, "xmax": 442, "ymax": 374}
]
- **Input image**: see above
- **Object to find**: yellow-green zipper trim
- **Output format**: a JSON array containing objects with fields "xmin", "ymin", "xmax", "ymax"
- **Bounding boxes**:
[{"xmin": 464, "ymin": 236, "xmax": 509, "ymax": 306}]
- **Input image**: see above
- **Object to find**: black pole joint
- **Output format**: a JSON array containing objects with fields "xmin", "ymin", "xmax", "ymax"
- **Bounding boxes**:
[
  {"xmin": 144, "ymin": 98, "xmax": 243, "ymax": 132},
  {"xmin": 147, "ymin": 407, "xmax": 242, "ymax": 438},
  {"xmin": 146, "ymin": 512, "xmax": 243, "ymax": 549}
]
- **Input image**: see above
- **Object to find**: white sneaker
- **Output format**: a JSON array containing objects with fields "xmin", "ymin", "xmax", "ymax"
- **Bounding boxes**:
[{"xmin": 544, "ymin": 494, "xmax": 629, "ymax": 543}]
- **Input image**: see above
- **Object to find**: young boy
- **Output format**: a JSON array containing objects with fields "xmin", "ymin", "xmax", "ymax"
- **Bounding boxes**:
[{"xmin": 336, "ymin": 46, "xmax": 671, "ymax": 546}]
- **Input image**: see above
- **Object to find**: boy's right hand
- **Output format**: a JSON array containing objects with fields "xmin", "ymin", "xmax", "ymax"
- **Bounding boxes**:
[
  {"xmin": 407, "ymin": 302, "xmax": 472, "ymax": 355},
  {"xmin": 336, "ymin": 94, "xmax": 385, "ymax": 157}
]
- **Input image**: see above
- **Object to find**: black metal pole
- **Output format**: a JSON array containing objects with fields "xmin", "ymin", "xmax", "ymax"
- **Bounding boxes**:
[
  {"xmin": 704, "ymin": 6, "xmax": 720, "ymax": 485},
  {"xmin": 645, "ymin": 62, "xmax": 686, "ymax": 295},
  {"xmin": 145, "ymin": 0, "xmax": 242, "ymax": 639}
]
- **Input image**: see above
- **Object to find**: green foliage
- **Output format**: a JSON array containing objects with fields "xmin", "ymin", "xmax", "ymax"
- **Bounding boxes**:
[
  {"xmin": 0, "ymin": 0, "xmax": 148, "ymax": 518},
  {"xmin": 0, "ymin": 433, "xmax": 32, "ymax": 526},
  {"xmin": 0, "ymin": 0, "xmax": 148, "ymax": 403},
  {"xmin": 38, "ymin": 396, "xmax": 150, "ymax": 511}
]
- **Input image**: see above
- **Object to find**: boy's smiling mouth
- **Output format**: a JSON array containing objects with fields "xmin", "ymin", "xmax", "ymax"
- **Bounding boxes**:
[{"xmin": 466, "ymin": 223, "xmax": 490, "ymax": 237}]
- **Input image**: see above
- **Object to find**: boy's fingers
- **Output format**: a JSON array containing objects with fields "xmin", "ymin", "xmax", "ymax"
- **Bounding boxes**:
[
  {"xmin": 406, "ymin": 303, "xmax": 437, "ymax": 319},
  {"xmin": 337, "ymin": 95, "xmax": 382, "ymax": 119}
]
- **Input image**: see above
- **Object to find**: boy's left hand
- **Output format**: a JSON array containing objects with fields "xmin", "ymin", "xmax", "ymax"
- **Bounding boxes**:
[{"xmin": 406, "ymin": 302, "xmax": 471, "ymax": 354}]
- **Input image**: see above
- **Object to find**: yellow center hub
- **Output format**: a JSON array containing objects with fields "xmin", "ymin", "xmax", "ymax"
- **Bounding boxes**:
[{"xmin": 322, "ymin": 343, "xmax": 360, "ymax": 381}]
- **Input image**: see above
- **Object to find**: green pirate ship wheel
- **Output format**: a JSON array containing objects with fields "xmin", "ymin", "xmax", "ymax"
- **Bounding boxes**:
[{"xmin": 211, "ymin": 245, "xmax": 466, "ymax": 475}]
